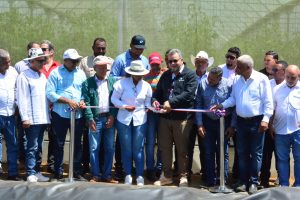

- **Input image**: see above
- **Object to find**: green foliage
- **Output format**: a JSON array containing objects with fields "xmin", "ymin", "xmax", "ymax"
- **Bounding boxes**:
[
  {"xmin": 219, "ymin": 22, "xmax": 300, "ymax": 70},
  {"xmin": 0, "ymin": 6, "xmax": 118, "ymax": 64},
  {"xmin": 0, "ymin": 0, "xmax": 299, "ymax": 70},
  {"xmin": 160, "ymin": 10, "xmax": 218, "ymax": 68}
]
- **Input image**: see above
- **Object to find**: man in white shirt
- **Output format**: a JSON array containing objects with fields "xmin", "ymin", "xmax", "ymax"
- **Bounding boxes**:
[
  {"xmin": 0, "ymin": 49, "xmax": 20, "ymax": 181},
  {"xmin": 218, "ymin": 47, "xmax": 241, "ymax": 86},
  {"xmin": 272, "ymin": 65, "xmax": 300, "ymax": 187},
  {"xmin": 260, "ymin": 60, "xmax": 288, "ymax": 188},
  {"xmin": 211, "ymin": 55, "xmax": 273, "ymax": 194},
  {"xmin": 218, "ymin": 47, "xmax": 241, "ymax": 180},
  {"xmin": 14, "ymin": 42, "xmax": 40, "ymax": 165},
  {"xmin": 17, "ymin": 48, "xmax": 50, "ymax": 183}
]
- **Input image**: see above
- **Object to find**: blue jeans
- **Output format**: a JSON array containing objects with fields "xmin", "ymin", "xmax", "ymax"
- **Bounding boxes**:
[
  {"xmin": 202, "ymin": 115, "xmax": 229, "ymax": 186},
  {"xmin": 24, "ymin": 124, "xmax": 47, "ymax": 176},
  {"xmin": 236, "ymin": 116, "xmax": 265, "ymax": 185},
  {"xmin": 0, "ymin": 115, "xmax": 18, "ymax": 176},
  {"xmin": 89, "ymin": 116, "xmax": 115, "ymax": 179},
  {"xmin": 145, "ymin": 112, "xmax": 162, "ymax": 172},
  {"xmin": 275, "ymin": 130, "xmax": 300, "ymax": 187},
  {"xmin": 51, "ymin": 111, "xmax": 84, "ymax": 176},
  {"xmin": 116, "ymin": 120, "xmax": 146, "ymax": 177}
]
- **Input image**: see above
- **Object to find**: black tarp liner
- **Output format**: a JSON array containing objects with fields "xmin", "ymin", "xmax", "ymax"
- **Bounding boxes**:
[{"xmin": 0, "ymin": 181, "xmax": 299, "ymax": 200}]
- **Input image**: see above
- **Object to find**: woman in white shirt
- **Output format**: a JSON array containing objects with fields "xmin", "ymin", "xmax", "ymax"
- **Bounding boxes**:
[{"xmin": 111, "ymin": 60, "xmax": 152, "ymax": 186}]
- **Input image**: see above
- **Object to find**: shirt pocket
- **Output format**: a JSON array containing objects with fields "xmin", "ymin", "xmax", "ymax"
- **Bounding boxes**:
[{"xmin": 248, "ymin": 88, "xmax": 260, "ymax": 101}]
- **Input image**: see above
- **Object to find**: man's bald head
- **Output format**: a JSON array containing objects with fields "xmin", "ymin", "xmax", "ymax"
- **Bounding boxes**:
[{"xmin": 285, "ymin": 65, "xmax": 300, "ymax": 88}]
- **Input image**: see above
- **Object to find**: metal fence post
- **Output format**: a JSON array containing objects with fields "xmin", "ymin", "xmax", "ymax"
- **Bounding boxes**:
[
  {"xmin": 209, "ymin": 116, "xmax": 232, "ymax": 193},
  {"xmin": 66, "ymin": 109, "xmax": 75, "ymax": 182}
]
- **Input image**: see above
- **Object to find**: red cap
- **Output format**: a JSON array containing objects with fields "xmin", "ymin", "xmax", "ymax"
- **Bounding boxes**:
[{"xmin": 149, "ymin": 52, "xmax": 163, "ymax": 65}]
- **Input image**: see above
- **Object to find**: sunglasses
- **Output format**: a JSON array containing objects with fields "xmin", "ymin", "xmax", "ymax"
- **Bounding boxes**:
[
  {"xmin": 168, "ymin": 59, "xmax": 180, "ymax": 64},
  {"xmin": 36, "ymin": 59, "xmax": 46, "ymax": 63},
  {"xmin": 70, "ymin": 59, "xmax": 80, "ymax": 64},
  {"xmin": 272, "ymin": 68, "xmax": 282, "ymax": 73},
  {"xmin": 225, "ymin": 54, "xmax": 236, "ymax": 60},
  {"xmin": 41, "ymin": 48, "xmax": 49, "ymax": 51}
]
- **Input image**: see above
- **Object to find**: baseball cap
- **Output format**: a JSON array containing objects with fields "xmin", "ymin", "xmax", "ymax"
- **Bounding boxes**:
[
  {"xmin": 149, "ymin": 52, "xmax": 163, "ymax": 65},
  {"xmin": 63, "ymin": 49, "xmax": 82, "ymax": 60},
  {"xmin": 131, "ymin": 35, "xmax": 146, "ymax": 49}
]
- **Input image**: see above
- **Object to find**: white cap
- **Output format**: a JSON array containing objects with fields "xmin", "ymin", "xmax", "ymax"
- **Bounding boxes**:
[
  {"xmin": 190, "ymin": 50, "xmax": 214, "ymax": 67},
  {"xmin": 63, "ymin": 49, "xmax": 82, "ymax": 60}
]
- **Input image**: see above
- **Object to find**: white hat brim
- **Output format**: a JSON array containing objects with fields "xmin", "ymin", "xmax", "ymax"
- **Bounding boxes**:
[
  {"xmin": 190, "ymin": 55, "xmax": 214, "ymax": 68},
  {"xmin": 24, "ymin": 54, "xmax": 49, "ymax": 61},
  {"xmin": 124, "ymin": 67, "xmax": 149, "ymax": 76}
]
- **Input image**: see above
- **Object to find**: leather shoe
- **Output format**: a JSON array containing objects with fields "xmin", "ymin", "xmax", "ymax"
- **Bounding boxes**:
[
  {"xmin": 74, "ymin": 174, "xmax": 87, "ymax": 182},
  {"xmin": 146, "ymin": 170, "xmax": 157, "ymax": 182},
  {"xmin": 7, "ymin": 176, "xmax": 23, "ymax": 181},
  {"xmin": 52, "ymin": 174, "xmax": 63, "ymax": 181},
  {"xmin": 235, "ymin": 183, "xmax": 247, "ymax": 192},
  {"xmin": 248, "ymin": 184, "xmax": 258, "ymax": 194}
]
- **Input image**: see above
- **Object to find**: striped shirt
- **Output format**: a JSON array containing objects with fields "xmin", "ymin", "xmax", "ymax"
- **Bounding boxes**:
[
  {"xmin": 17, "ymin": 68, "xmax": 50, "ymax": 124},
  {"xmin": 143, "ymin": 69, "xmax": 166, "ymax": 92},
  {"xmin": 46, "ymin": 65, "xmax": 86, "ymax": 119}
]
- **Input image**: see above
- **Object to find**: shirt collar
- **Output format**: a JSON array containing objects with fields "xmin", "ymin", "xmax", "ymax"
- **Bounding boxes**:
[
  {"xmin": 62, "ymin": 65, "xmax": 79, "ymax": 72},
  {"xmin": 94, "ymin": 75, "xmax": 108, "ymax": 83},
  {"xmin": 126, "ymin": 49, "xmax": 141, "ymax": 61}
]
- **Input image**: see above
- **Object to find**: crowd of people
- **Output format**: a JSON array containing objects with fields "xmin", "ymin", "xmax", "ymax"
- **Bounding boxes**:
[{"xmin": 0, "ymin": 35, "xmax": 299, "ymax": 195}]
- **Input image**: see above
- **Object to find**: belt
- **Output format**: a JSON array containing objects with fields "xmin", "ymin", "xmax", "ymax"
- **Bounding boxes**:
[
  {"xmin": 237, "ymin": 115, "xmax": 263, "ymax": 121},
  {"xmin": 97, "ymin": 112, "xmax": 109, "ymax": 117}
]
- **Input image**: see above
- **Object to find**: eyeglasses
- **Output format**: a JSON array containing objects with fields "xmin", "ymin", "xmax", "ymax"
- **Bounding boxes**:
[
  {"xmin": 41, "ymin": 48, "xmax": 49, "ymax": 51},
  {"xmin": 225, "ymin": 54, "xmax": 236, "ymax": 60},
  {"xmin": 168, "ymin": 59, "xmax": 180, "ymax": 64},
  {"xmin": 36, "ymin": 59, "xmax": 46, "ymax": 63}
]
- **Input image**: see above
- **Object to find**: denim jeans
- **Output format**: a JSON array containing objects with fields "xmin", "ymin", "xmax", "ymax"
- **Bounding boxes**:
[
  {"xmin": 89, "ymin": 116, "xmax": 115, "ymax": 179},
  {"xmin": 116, "ymin": 120, "xmax": 146, "ymax": 177},
  {"xmin": 145, "ymin": 111, "xmax": 162, "ymax": 172},
  {"xmin": 275, "ymin": 130, "xmax": 300, "ymax": 187},
  {"xmin": 202, "ymin": 115, "xmax": 229, "ymax": 186},
  {"xmin": 0, "ymin": 115, "xmax": 18, "ymax": 176},
  {"xmin": 236, "ymin": 115, "xmax": 265, "ymax": 185},
  {"xmin": 24, "ymin": 124, "xmax": 47, "ymax": 176},
  {"xmin": 51, "ymin": 111, "xmax": 84, "ymax": 176}
]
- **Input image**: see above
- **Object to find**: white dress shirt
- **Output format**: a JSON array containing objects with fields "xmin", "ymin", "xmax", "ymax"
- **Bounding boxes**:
[
  {"xmin": 111, "ymin": 77, "xmax": 152, "ymax": 126},
  {"xmin": 273, "ymin": 81, "xmax": 300, "ymax": 135},
  {"xmin": 0, "ymin": 66, "xmax": 18, "ymax": 116},
  {"xmin": 17, "ymin": 68, "xmax": 50, "ymax": 125},
  {"xmin": 222, "ymin": 70, "xmax": 273, "ymax": 123},
  {"xmin": 95, "ymin": 76, "xmax": 109, "ymax": 113},
  {"xmin": 219, "ymin": 63, "xmax": 236, "ymax": 86}
]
